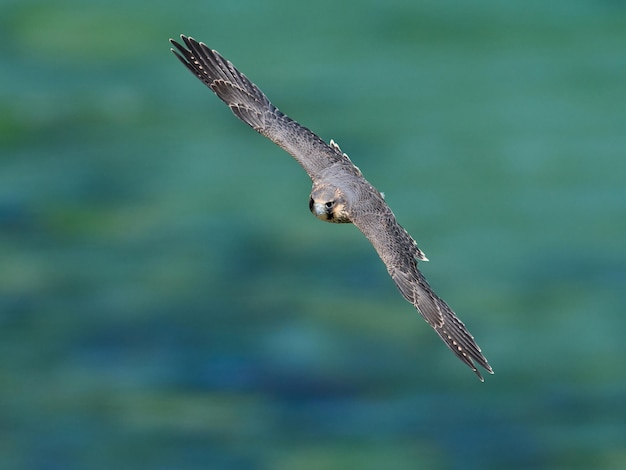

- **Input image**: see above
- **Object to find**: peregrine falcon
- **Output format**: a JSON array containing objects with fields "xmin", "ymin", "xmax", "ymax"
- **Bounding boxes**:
[{"xmin": 170, "ymin": 35, "xmax": 493, "ymax": 381}]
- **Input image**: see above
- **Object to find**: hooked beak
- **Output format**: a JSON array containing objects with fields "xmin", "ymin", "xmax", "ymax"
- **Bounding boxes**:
[{"xmin": 311, "ymin": 202, "xmax": 328, "ymax": 218}]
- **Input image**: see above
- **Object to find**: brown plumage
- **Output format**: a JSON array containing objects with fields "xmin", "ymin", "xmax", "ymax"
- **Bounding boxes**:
[{"xmin": 170, "ymin": 35, "xmax": 493, "ymax": 380}]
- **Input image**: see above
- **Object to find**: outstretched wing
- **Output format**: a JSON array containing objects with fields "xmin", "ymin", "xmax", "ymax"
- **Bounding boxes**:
[
  {"xmin": 170, "ymin": 35, "xmax": 347, "ymax": 181},
  {"xmin": 351, "ymin": 209, "xmax": 493, "ymax": 380}
]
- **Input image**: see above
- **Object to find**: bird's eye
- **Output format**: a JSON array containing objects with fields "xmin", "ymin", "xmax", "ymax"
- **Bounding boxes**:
[{"xmin": 325, "ymin": 201, "xmax": 334, "ymax": 208}]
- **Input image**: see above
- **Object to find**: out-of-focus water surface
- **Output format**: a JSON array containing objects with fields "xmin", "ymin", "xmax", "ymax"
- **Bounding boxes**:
[{"xmin": 1, "ymin": 1, "xmax": 625, "ymax": 469}]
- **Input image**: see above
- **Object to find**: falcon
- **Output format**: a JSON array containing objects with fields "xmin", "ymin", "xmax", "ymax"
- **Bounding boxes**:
[{"xmin": 170, "ymin": 35, "xmax": 493, "ymax": 380}]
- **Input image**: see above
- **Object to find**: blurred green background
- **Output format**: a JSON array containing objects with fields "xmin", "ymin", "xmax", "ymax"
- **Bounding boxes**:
[{"xmin": 1, "ymin": 0, "xmax": 625, "ymax": 469}]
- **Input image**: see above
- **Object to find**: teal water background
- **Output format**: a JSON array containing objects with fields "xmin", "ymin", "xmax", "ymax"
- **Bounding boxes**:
[{"xmin": 1, "ymin": 1, "xmax": 625, "ymax": 469}]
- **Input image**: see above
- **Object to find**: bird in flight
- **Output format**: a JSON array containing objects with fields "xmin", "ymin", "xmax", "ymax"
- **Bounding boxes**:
[{"xmin": 170, "ymin": 35, "xmax": 493, "ymax": 381}]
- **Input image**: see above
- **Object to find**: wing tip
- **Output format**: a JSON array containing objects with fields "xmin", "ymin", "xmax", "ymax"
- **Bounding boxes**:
[
  {"xmin": 169, "ymin": 34, "xmax": 190, "ymax": 48},
  {"xmin": 473, "ymin": 361, "xmax": 494, "ymax": 382}
]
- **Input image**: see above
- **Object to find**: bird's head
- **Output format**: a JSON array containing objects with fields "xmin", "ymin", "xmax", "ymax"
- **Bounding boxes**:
[{"xmin": 309, "ymin": 184, "xmax": 350, "ymax": 223}]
